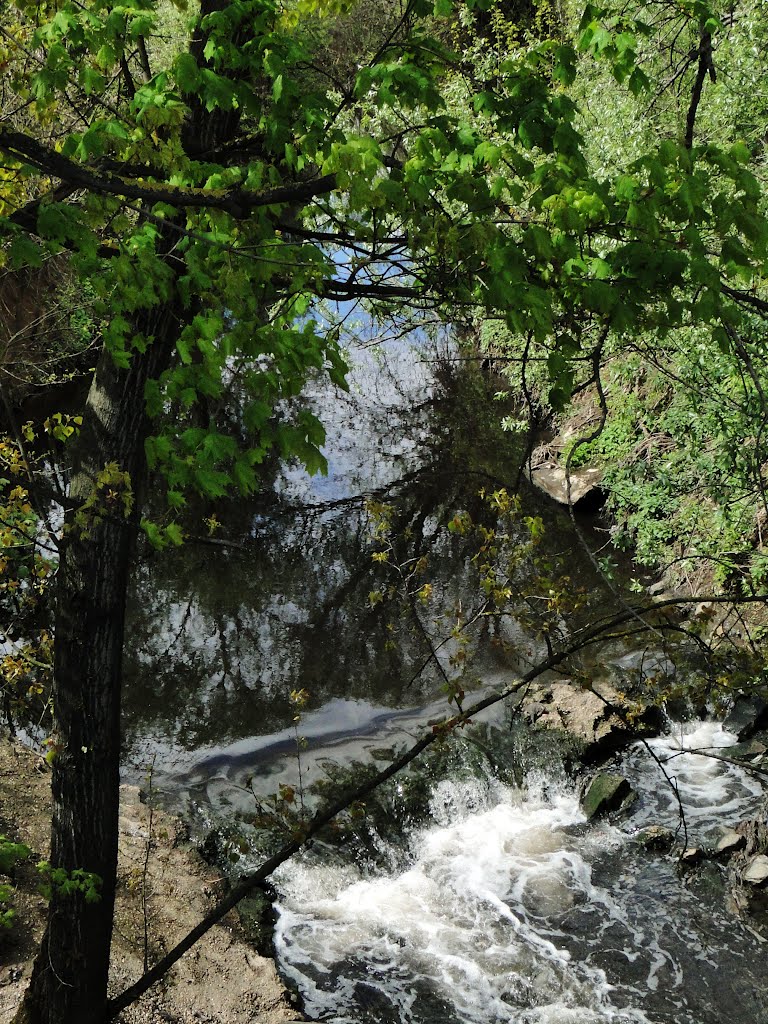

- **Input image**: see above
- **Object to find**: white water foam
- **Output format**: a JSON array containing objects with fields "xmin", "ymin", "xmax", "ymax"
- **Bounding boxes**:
[
  {"xmin": 272, "ymin": 722, "xmax": 768, "ymax": 1023},
  {"xmin": 273, "ymin": 772, "xmax": 650, "ymax": 1023},
  {"xmin": 623, "ymin": 720, "xmax": 765, "ymax": 835}
]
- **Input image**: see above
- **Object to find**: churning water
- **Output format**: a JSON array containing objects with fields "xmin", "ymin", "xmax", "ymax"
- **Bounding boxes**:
[{"xmin": 272, "ymin": 722, "xmax": 768, "ymax": 1024}]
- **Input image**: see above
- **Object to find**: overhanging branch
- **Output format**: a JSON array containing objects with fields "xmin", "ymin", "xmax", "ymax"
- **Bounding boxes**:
[{"xmin": 0, "ymin": 126, "xmax": 337, "ymax": 217}]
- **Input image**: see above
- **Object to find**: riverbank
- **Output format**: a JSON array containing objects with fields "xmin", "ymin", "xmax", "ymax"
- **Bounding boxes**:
[{"xmin": 0, "ymin": 735, "xmax": 303, "ymax": 1024}]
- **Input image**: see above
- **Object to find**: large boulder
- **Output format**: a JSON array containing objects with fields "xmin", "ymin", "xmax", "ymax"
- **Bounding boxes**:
[
  {"xmin": 521, "ymin": 679, "xmax": 649, "ymax": 759},
  {"xmin": 529, "ymin": 464, "xmax": 604, "ymax": 510},
  {"xmin": 723, "ymin": 694, "xmax": 768, "ymax": 741}
]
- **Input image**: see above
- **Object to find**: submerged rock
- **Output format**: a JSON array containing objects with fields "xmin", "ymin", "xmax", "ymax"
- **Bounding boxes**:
[
  {"xmin": 581, "ymin": 772, "xmax": 636, "ymax": 820},
  {"xmin": 721, "ymin": 737, "xmax": 768, "ymax": 761},
  {"xmin": 680, "ymin": 847, "xmax": 705, "ymax": 866},
  {"xmin": 633, "ymin": 825, "xmax": 676, "ymax": 852}
]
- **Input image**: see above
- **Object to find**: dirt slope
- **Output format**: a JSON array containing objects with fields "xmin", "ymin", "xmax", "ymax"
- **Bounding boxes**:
[{"xmin": 0, "ymin": 735, "xmax": 304, "ymax": 1024}]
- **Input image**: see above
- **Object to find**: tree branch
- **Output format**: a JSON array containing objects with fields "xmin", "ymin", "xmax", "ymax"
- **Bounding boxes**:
[
  {"xmin": 722, "ymin": 284, "xmax": 768, "ymax": 317},
  {"xmin": 0, "ymin": 126, "xmax": 337, "ymax": 217},
  {"xmin": 684, "ymin": 30, "xmax": 714, "ymax": 149}
]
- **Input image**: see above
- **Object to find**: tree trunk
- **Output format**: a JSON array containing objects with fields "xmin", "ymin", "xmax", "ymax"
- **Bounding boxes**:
[
  {"xmin": 15, "ymin": 6, "xmax": 250, "ymax": 1018},
  {"xmin": 15, "ymin": 306, "xmax": 178, "ymax": 1024}
]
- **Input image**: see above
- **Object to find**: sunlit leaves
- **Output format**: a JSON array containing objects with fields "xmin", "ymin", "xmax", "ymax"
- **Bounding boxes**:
[
  {"xmin": 0, "ymin": 0, "xmax": 766, "ymax": 567},
  {"xmin": 0, "ymin": 437, "xmax": 56, "ymax": 723}
]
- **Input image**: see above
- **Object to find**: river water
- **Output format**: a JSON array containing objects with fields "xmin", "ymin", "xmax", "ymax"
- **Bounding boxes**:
[
  {"xmin": 123, "ymin": 330, "xmax": 768, "ymax": 1024},
  {"xmin": 272, "ymin": 722, "xmax": 768, "ymax": 1024}
]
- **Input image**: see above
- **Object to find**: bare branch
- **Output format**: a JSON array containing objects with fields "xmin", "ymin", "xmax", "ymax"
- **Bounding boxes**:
[{"xmin": 684, "ymin": 30, "xmax": 714, "ymax": 149}]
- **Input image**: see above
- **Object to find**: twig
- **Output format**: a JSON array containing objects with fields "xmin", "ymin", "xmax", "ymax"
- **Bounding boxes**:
[{"xmin": 141, "ymin": 757, "xmax": 157, "ymax": 974}]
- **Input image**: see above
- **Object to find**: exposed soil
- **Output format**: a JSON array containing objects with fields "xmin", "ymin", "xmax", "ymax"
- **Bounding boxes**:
[{"xmin": 0, "ymin": 735, "xmax": 304, "ymax": 1024}]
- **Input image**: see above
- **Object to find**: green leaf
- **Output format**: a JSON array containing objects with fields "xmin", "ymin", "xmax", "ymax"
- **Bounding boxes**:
[
  {"xmin": 628, "ymin": 66, "xmax": 649, "ymax": 96},
  {"xmin": 141, "ymin": 518, "xmax": 164, "ymax": 549},
  {"xmin": 165, "ymin": 523, "xmax": 184, "ymax": 546},
  {"xmin": 167, "ymin": 490, "xmax": 186, "ymax": 509},
  {"xmin": 174, "ymin": 53, "xmax": 200, "ymax": 92},
  {"xmin": 7, "ymin": 236, "xmax": 43, "ymax": 269}
]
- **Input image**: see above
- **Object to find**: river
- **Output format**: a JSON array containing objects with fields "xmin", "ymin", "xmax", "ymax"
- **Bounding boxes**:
[{"xmin": 123, "ymin": 329, "xmax": 768, "ymax": 1024}]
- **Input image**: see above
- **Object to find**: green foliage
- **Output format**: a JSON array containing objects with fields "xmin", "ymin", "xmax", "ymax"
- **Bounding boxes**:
[
  {"xmin": 71, "ymin": 463, "xmax": 134, "ymax": 539},
  {"xmin": 464, "ymin": 0, "xmax": 768, "ymax": 601},
  {"xmin": 36, "ymin": 862, "xmax": 102, "ymax": 904},
  {"xmin": 0, "ymin": 836, "xmax": 31, "ymax": 933},
  {"xmin": 1, "ymin": 0, "xmax": 762, "ymax": 540},
  {"xmin": 368, "ymin": 486, "xmax": 585, "ymax": 707},
  {"xmin": 573, "ymin": 320, "xmax": 768, "ymax": 588},
  {"xmin": 0, "ymin": 835, "xmax": 30, "ymax": 875},
  {"xmin": 0, "ymin": 885, "xmax": 16, "ymax": 931},
  {"xmin": 0, "ymin": 437, "xmax": 56, "ymax": 727},
  {"xmin": 7, "ymin": 0, "xmax": 756, "ymax": 524},
  {"xmin": 0, "ymin": 836, "xmax": 101, "ymax": 936}
]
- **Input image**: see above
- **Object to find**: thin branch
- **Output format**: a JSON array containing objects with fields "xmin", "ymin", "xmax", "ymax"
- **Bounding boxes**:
[
  {"xmin": 684, "ymin": 30, "xmax": 714, "ymax": 149},
  {"xmin": 722, "ymin": 285, "xmax": 768, "ymax": 317},
  {"xmin": 663, "ymin": 746, "xmax": 768, "ymax": 780}
]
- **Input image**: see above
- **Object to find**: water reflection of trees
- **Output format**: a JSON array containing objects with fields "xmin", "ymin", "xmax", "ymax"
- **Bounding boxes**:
[{"xmin": 122, "ymin": 348, "xmax": 610, "ymax": 761}]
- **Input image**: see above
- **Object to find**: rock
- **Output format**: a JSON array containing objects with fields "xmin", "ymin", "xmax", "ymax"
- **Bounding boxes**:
[
  {"xmin": 523, "ymin": 701, "xmax": 547, "ymax": 725},
  {"xmin": 529, "ymin": 464, "xmax": 604, "ymax": 509},
  {"xmin": 118, "ymin": 815, "xmax": 149, "ymax": 840},
  {"xmin": 647, "ymin": 580, "xmax": 668, "ymax": 597},
  {"xmin": 522, "ymin": 679, "xmax": 657, "ymax": 759},
  {"xmin": 734, "ymin": 816, "xmax": 768, "ymax": 857},
  {"xmin": 238, "ymin": 887, "xmax": 278, "ymax": 957},
  {"xmin": 691, "ymin": 859, "xmax": 728, "ymax": 902},
  {"xmin": 581, "ymin": 773, "xmax": 636, "ymax": 820},
  {"xmin": 723, "ymin": 695, "xmax": 768, "ymax": 741},
  {"xmin": 634, "ymin": 825, "xmax": 675, "ymax": 852},
  {"xmin": 743, "ymin": 854, "xmax": 768, "ymax": 886},
  {"xmin": 717, "ymin": 830, "xmax": 746, "ymax": 857},
  {"xmin": 691, "ymin": 601, "xmax": 717, "ymax": 620},
  {"xmin": 680, "ymin": 847, "xmax": 705, "ymax": 866},
  {"xmin": 721, "ymin": 738, "xmax": 767, "ymax": 761},
  {"xmin": 119, "ymin": 783, "xmax": 142, "ymax": 807}
]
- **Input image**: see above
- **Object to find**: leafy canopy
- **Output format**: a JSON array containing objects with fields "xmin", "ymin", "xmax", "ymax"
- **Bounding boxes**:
[{"xmin": 0, "ymin": 0, "xmax": 765, "ymax": 540}]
